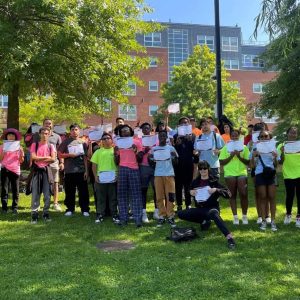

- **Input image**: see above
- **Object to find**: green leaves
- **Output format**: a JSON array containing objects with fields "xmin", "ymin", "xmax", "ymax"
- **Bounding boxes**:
[{"xmin": 156, "ymin": 45, "xmax": 247, "ymax": 128}]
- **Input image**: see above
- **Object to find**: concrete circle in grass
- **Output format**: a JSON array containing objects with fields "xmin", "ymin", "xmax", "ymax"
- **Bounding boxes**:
[{"xmin": 96, "ymin": 240, "xmax": 135, "ymax": 252}]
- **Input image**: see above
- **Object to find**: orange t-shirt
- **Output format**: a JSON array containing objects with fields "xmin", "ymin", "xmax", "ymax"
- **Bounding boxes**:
[{"xmin": 221, "ymin": 134, "xmax": 231, "ymax": 143}]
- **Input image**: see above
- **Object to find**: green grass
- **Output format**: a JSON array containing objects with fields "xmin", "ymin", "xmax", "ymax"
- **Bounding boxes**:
[{"xmin": 1, "ymin": 173, "xmax": 300, "ymax": 299}]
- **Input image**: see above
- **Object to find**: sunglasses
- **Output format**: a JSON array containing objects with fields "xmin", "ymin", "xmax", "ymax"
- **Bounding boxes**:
[
  {"xmin": 102, "ymin": 137, "xmax": 111, "ymax": 140},
  {"xmin": 199, "ymin": 167, "xmax": 208, "ymax": 170},
  {"xmin": 259, "ymin": 135, "xmax": 269, "ymax": 138}
]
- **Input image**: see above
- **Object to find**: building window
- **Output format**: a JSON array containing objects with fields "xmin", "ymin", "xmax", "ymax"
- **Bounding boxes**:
[
  {"xmin": 97, "ymin": 98, "xmax": 111, "ymax": 111},
  {"xmin": 197, "ymin": 35, "xmax": 214, "ymax": 50},
  {"xmin": 144, "ymin": 32, "xmax": 161, "ymax": 47},
  {"xmin": 149, "ymin": 105, "xmax": 159, "ymax": 116},
  {"xmin": 0, "ymin": 95, "xmax": 8, "ymax": 108},
  {"xmin": 149, "ymin": 56, "xmax": 158, "ymax": 67},
  {"xmin": 254, "ymin": 108, "xmax": 278, "ymax": 123},
  {"xmin": 253, "ymin": 83, "xmax": 264, "ymax": 93},
  {"xmin": 224, "ymin": 59, "xmax": 239, "ymax": 70},
  {"xmin": 242, "ymin": 54, "xmax": 264, "ymax": 68},
  {"xmin": 118, "ymin": 104, "xmax": 137, "ymax": 121},
  {"xmin": 149, "ymin": 81, "xmax": 159, "ymax": 92},
  {"xmin": 230, "ymin": 81, "xmax": 240, "ymax": 91},
  {"xmin": 124, "ymin": 81, "xmax": 136, "ymax": 96},
  {"xmin": 221, "ymin": 36, "xmax": 238, "ymax": 52}
]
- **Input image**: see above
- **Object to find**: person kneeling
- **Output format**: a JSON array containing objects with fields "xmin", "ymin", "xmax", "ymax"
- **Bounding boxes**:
[{"xmin": 177, "ymin": 160, "xmax": 235, "ymax": 249}]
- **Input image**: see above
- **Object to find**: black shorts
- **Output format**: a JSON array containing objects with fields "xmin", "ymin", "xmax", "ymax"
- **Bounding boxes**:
[{"xmin": 255, "ymin": 173, "xmax": 275, "ymax": 187}]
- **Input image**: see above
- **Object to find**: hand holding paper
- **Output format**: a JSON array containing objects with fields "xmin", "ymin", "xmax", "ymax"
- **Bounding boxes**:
[
  {"xmin": 116, "ymin": 137, "xmax": 133, "ymax": 149},
  {"xmin": 3, "ymin": 141, "xmax": 20, "ymax": 152},
  {"xmin": 195, "ymin": 186, "xmax": 211, "ymax": 202}
]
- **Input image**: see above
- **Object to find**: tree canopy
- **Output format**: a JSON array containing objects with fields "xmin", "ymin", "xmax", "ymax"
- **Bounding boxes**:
[
  {"xmin": 155, "ymin": 45, "xmax": 247, "ymax": 128},
  {"xmin": 0, "ymin": 0, "xmax": 159, "ymax": 128},
  {"xmin": 254, "ymin": 0, "xmax": 300, "ymax": 131}
]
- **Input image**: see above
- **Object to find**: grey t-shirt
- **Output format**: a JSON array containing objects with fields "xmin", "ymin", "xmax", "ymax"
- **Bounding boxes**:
[{"xmin": 58, "ymin": 138, "xmax": 87, "ymax": 174}]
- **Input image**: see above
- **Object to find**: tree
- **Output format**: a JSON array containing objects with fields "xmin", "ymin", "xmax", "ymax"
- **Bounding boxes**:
[
  {"xmin": 0, "ymin": 0, "xmax": 159, "ymax": 129},
  {"xmin": 19, "ymin": 95, "xmax": 90, "ymax": 130},
  {"xmin": 254, "ymin": 0, "xmax": 300, "ymax": 133},
  {"xmin": 155, "ymin": 45, "xmax": 247, "ymax": 128}
]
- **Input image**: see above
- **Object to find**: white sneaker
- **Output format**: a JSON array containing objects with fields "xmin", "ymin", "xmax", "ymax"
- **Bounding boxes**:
[
  {"xmin": 53, "ymin": 203, "xmax": 62, "ymax": 212},
  {"xmin": 266, "ymin": 217, "xmax": 271, "ymax": 224},
  {"xmin": 83, "ymin": 212, "xmax": 90, "ymax": 217},
  {"xmin": 257, "ymin": 217, "xmax": 262, "ymax": 224},
  {"xmin": 271, "ymin": 221, "xmax": 278, "ymax": 232},
  {"xmin": 64, "ymin": 211, "xmax": 73, "ymax": 216},
  {"xmin": 153, "ymin": 208, "xmax": 159, "ymax": 220},
  {"xmin": 260, "ymin": 221, "xmax": 267, "ymax": 231},
  {"xmin": 142, "ymin": 210, "xmax": 149, "ymax": 223},
  {"xmin": 284, "ymin": 214, "xmax": 292, "ymax": 225},
  {"xmin": 233, "ymin": 215, "xmax": 239, "ymax": 225},
  {"xmin": 242, "ymin": 215, "xmax": 248, "ymax": 225},
  {"xmin": 296, "ymin": 217, "xmax": 300, "ymax": 228}
]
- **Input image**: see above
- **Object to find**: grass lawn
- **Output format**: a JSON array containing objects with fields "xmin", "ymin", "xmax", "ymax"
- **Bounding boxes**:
[{"xmin": 0, "ymin": 173, "xmax": 300, "ymax": 300}]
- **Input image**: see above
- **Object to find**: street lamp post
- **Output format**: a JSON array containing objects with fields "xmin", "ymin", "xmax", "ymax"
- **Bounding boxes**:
[{"xmin": 214, "ymin": 0, "xmax": 223, "ymax": 121}]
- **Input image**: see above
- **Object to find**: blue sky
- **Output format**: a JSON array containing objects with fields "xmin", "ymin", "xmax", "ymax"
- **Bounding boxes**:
[{"xmin": 143, "ymin": 0, "xmax": 268, "ymax": 42}]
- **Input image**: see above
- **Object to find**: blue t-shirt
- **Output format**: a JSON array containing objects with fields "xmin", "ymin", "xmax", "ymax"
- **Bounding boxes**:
[
  {"xmin": 194, "ymin": 132, "xmax": 225, "ymax": 168},
  {"xmin": 151, "ymin": 145, "xmax": 178, "ymax": 176}
]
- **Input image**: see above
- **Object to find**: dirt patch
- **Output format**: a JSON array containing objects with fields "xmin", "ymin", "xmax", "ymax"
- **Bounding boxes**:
[{"xmin": 96, "ymin": 240, "xmax": 135, "ymax": 252}]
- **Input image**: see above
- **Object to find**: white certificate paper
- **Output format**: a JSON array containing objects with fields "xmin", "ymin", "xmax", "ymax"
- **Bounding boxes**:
[
  {"xmin": 89, "ymin": 130, "xmax": 103, "ymax": 141},
  {"xmin": 195, "ymin": 186, "xmax": 210, "ymax": 202},
  {"xmin": 195, "ymin": 139, "xmax": 213, "ymax": 151},
  {"xmin": 3, "ymin": 141, "xmax": 20, "ymax": 152},
  {"xmin": 252, "ymin": 131, "xmax": 260, "ymax": 143},
  {"xmin": 134, "ymin": 128, "xmax": 143, "ymax": 138},
  {"xmin": 226, "ymin": 140, "xmax": 244, "ymax": 152},
  {"xmin": 142, "ymin": 135, "xmax": 157, "ymax": 147},
  {"xmin": 98, "ymin": 171, "xmax": 116, "ymax": 183},
  {"xmin": 153, "ymin": 149, "xmax": 171, "ymax": 161},
  {"xmin": 31, "ymin": 125, "xmax": 41, "ymax": 134},
  {"xmin": 167, "ymin": 103, "xmax": 180, "ymax": 114},
  {"xmin": 116, "ymin": 137, "xmax": 133, "ymax": 149},
  {"xmin": 68, "ymin": 144, "xmax": 84, "ymax": 155},
  {"xmin": 178, "ymin": 125, "xmax": 192, "ymax": 136},
  {"xmin": 256, "ymin": 140, "xmax": 276, "ymax": 154},
  {"xmin": 284, "ymin": 141, "xmax": 300, "ymax": 154},
  {"xmin": 53, "ymin": 125, "xmax": 66, "ymax": 134}
]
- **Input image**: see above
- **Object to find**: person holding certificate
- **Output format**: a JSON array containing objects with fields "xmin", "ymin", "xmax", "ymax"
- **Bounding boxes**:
[
  {"xmin": 219, "ymin": 129, "xmax": 250, "ymax": 225},
  {"xmin": 114, "ymin": 124, "xmax": 144, "ymax": 227},
  {"xmin": 30, "ymin": 127, "xmax": 56, "ymax": 223},
  {"xmin": 139, "ymin": 122, "xmax": 158, "ymax": 223},
  {"xmin": 251, "ymin": 130, "xmax": 278, "ymax": 231},
  {"xmin": 177, "ymin": 160, "xmax": 235, "ymax": 249},
  {"xmin": 194, "ymin": 117, "xmax": 225, "ymax": 178},
  {"xmin": 0, "ymin": 128, "xmax": 24, "ymax": 214},
  {"xmin": 58, "ymin": 124, "xmax": 90, "ymax": 217},
  {"xmin": 148, "ymin": 130, "xmax": 178, "ymax": 228},
  {"xmin": 277, "ymin": 126, "xmax": 300, "ymax": 227},
  {"xmin": 173, "ymin": 117, "xmax": 196, "ymax": 211},
  {"xmin": 91, "ymin": 133, "xmax": 119, "ymax": 224}
]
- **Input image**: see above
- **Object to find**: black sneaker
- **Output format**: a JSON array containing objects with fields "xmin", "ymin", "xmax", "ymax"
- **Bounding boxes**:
[
  {"xmin": 136, "ymin": 221, "xmax": 142, "ymax": 228},
  {"xmin": 227, "ymin": 238, "xmax": 236, "ymax": 250},
  {"xmin": 95, "ymin": 214, "xmax": 104, "ymax": 224},
  {"xmin": 43, "ymin": 213, "xmax": 52, "ymax": 222},
  {"xmin": 156, "ymin": 218, "xmax": 165, "ymax": 228},
  {"xmin": 112, "ymin": 215, "xmax": 120, "ymax": 224},
  {"xmin": 167, "ymin": 217, "xmax": 176, "ymax": 228},
  {"xmin": 117, "ymin": 220, "xmax": 128, "ymax": 227},
  {"xmin": 200, "ymin": 220, "xmax": 211, "ymax": 231},
  {"xmin": 31, "ymin": 212, "xmax": 38, "ymax": 224},
  {"xmin": 12, "ymin": 208, "xmax": 18, "ymax": 215}
]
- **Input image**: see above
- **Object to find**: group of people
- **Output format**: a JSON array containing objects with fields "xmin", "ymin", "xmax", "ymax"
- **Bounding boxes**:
[{"xmin": 1, "ymin": 115, "xmax": 300, "ymax": 249}]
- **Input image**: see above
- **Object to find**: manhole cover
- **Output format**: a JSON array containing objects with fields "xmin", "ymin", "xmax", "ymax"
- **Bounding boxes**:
[{"xmin": 96, "ymin": 240, "xmax": 135, "ymax": 252}]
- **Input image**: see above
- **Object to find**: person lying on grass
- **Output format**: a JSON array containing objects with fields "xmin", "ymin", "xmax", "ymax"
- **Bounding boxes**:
[{"xmin": 177, "ymin": 160, "xmax": 236, "ymax": 249}]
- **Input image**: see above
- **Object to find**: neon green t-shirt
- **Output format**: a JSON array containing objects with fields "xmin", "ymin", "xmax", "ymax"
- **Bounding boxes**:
[
  {"xmin": 90, "ymin": 147, "xmax": 117, "ymax": 173},
  {"xmin": 277, "ymin": 143, "xmax": 300, "ymax": 179},
  {"xmin": 219, "ymin": 145, "xmax": 250, "ymax": 177}
]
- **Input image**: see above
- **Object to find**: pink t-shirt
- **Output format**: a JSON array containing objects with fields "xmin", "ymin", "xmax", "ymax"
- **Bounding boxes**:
[
  {"xmin": 0, "ymin": 146, "xmax": 22, "ymax": 175},
  {"xmin": 30, "ymin": 142, "xmax": 56, "ymax": 168},
  {"xmin": 119, "ymin": 138, "xmax": 142, "ymax": 170}
]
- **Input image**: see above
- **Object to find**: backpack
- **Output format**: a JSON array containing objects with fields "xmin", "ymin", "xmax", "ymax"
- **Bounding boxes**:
[{"xmin": 167, "ymin": 227, "xmax": 198, "ymax": 243}]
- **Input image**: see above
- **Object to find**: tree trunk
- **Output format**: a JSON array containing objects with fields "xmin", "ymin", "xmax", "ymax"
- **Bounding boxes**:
[{"xmin": 7, "ymin": 84, "xmax": 19, "ymax": 129}]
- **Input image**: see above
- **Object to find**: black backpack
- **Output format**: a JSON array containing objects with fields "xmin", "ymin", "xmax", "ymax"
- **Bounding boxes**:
[{"xmin": 167, "ymin": 227, "xmax": 198, "ymax": 242}]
